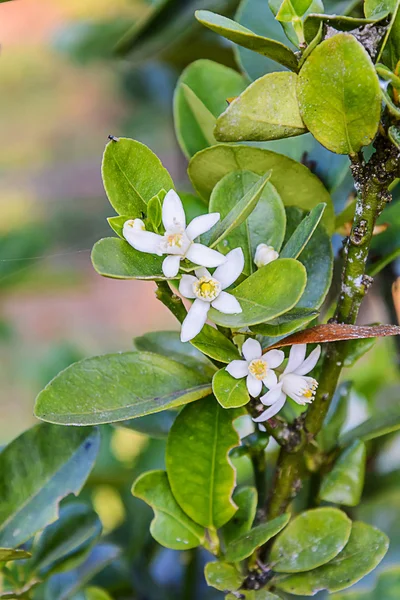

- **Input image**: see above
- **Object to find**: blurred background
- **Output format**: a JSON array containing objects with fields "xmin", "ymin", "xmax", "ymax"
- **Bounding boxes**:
[{"xmin": 2, "ymin": 1, "xmax": 400, "ymax": 598}]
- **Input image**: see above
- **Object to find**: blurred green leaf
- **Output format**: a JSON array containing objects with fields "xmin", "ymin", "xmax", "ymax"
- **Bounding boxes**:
[
  {"xmin": 83, "ymin": 588, "xmax": 114, "ymax": 600},
  {"xmin": 117, "ymin": 411, "xmax": 176, "ymax": 439},
  {"xmin": 132, "ymin": 470, "xmax": 205, "ymax": 549},
  {"xmin": 366, "ymin": 0, "xmax": 400, "ymax": 70},
  {"xmin": 340, "ymin": 400, "xmax": 400, "ymax": 445},
  {"xmin": 270, "ymin": 508, "xmax": 352, "ymax": 573},
  {"xmin": 205, "ymin": 561, "xmax": 244, "ymax": 591},
  {"xmin": 209, "ymin": 170, "xmax": 286, "ymax": 275},
  {"xmin": 0, "ymin": 548, "xmax": 31, "ymax": 561},
  {"xmin": 191, "ymin": 325, "xmax": 241, "ymax": 363},
  {"xmin": 251, "ymin": 308, "xmax": 318, "ymax": 337},
  {"xmin": 222, "ymin": 486, "xmax": 257, "ymax": 545},
  {"xmin": 91, "ymin": 238, "xmax": 166, "ymax": 280},
  {"xmin": 344, "ymin": 336, "xmax": 377, "ymax": 367},
  {"xmin": 225, "ymin": 515, "xmax": 290, "ymax": 562},
  {"xmin": 280, "ymin": 203, "xmax": 326, "ymax": 259},
  {"xmin": 319, "ymin": 440, "xmax": 366, "ymax": 507},
  {"xmin": 317, "ymin": 382, "xmax": 351, "ymax": 452},
  {"xmin": 226, "ymin": 592, "xmax": 280, "ymax": 599},
  {"xmin": 0, "ymin": 425, "xmax": 99, "ymax": 548},
  {"xmin": 213, "ymin": 369, "xmax": 250, "ymax": 408},
  {"xmin": 166, "ymin": 397, "xmax": 240, "ymax": 529},
  {"xmin": 35, "ymin": 352, "xmax": 212, "ymax": 426},
  {"xmin": 374, "ymin": 566, "xmax": 400, "ymax": 598}
]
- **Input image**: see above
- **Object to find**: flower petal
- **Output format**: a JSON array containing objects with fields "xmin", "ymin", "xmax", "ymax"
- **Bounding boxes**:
[
  {"xmin": 253, "ymin": 394, "xmax": 286, "ymax": 422},
  {"xmin": 242, "ymin": 338, "xmax": 262, "ymax": 362},
  {"xmin": 263, "ymin": 349, "xmax": 285, "ymax": 369},
  {"xmin": 211, "ymin": 292, "xmax": 242, "ymax": 314},
  {"xmin": 195, "ymin": 267, "xmax": 211, "ymax": 279},
  {"xmin": 123, "ymin": 223, "xmax": 163, "ymax": 256},
  {"xmin": 213, "ymin": 248, "xmax": 245, "ymax": 289},
  {"xmin": 226, "ymin": 360, "xmax": 248, "ymax": 379},
  {"xmin": 185, "ymin": 213, "xmax": 220, "ymax": 241},
  {"xmin": 179, "ymin": 275, "xmax": 197, "ymax": 299},
  {"xmin": 180, "ymin": 298, "xmax": 209, "ymax": 342},
  {"xmin": 294, "ymin": 345, "xmax": 321, "ymax": 376},
  {"xmin": 162, "ymin": 255, "xmax": 181, "ymax": 278},
  {"xmin": 263, "ymin": 370, "xmax": 278, "ymax": 389},
  {"xmin": 162, "ymin": 189, "xmax": 186, "ymax": 231},
  {"xmin": 260, "ymin": 384, "xmax": 284, "ymax": 406},
  {"xmin": 246, "ymin": 374, "xmax": 263, "ymax": 398},
  {"xmin": 284, "ymin": 344, "xmax": 307, "ymax": 374},
  {"xmin": 186, "ymin": 243, "xmax": 226, "ymax": 267}
]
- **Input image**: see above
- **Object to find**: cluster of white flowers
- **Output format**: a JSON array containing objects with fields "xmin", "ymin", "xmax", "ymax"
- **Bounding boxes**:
[
  {"xmin": 227, "ymin": 341, "xmax": 321, "ymax": 421},
  {"xmin": 123, "ymin": 189, "xmax": 280, "ymax": 343}
]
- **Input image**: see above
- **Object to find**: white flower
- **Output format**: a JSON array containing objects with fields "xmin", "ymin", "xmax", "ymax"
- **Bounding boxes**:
[
  {"xmin": 179, "ymin": 248, "xmax": 244, "ymax": 342},
  {"xmin": 254, "ymin": 344, "xmax": 321, "ymax": 423},
  {"xmin": 226, "ymin": 338, "xmax": 285, "ymax": 398},
  {"xmin": 254, "ymin": 243, "xmax": 279, "ymax": 268},
  {"xmin": 123, "ymin": 189, "xmax": 226, "ymax": 278}
]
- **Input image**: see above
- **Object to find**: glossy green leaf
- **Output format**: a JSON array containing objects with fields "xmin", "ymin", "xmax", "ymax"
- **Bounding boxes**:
[
  {"xmin": 319, "ymin": 441, "xmax": 366, "ymax": 507},
  {"xmin": 208, "ymin": 258, "xmax": 307, "ymax": 328},
  {"xmin": 213, "ymin": 369, "xmax": 250, "ymax": 409},
  {"xmin": 209, "ymin": 170, "xmax": 286, "ymax": 275},
  {"xmin": 102, "ymin": 137, "xmax": 173, "ymax": 216},
  {"xmin": 222, "ymin": 487, "xmax": 257, "ymax": 545},
  {"xmin": 31, "ymin": 503, "xmax": 102, "ymax": 576},
  {"xmin": 0, "ymin": 425, "xmax": 99, "ymax": 548},
  {"xmin": 340, "ymin": 402, "xmax": 400, "ymax": 445},
  {"xmin": 367, "ymin": 0, "xmax": 400, "ymax": 70},
  {"xmin": 191, "ymin": 325, "xmax": 241, "ymax": 363},
  {"xmin": 147, "ymin": 194, "xmax": 163, "ymax": 231},
  {"xmin": 132, "ymin": 470, "xmax": 205, "ymax": 550},
  {"xmin": 205, "ymin": 170, "xmax": 271, "ymax": 248},
  {"xmin": 35, "ymin": 352, "xmax": 211, "ymax": 426},
  {"xmin": 188, "ymin": 144, "xmax": 334, "ymax": 232},
  {"xmin": 166, "ymin": 397, "xmax": 240, "ymax": 529},
  {"xmin": 0, "ymin": 549, "xmax": 31, "ymax": 562},
  {"xmin": 317, "ymin": 382, "xmax": 351, "ymax": 453},
  {"xmin": 107, "ymin": 215, "xmax": 131, "ymax": 239},
  {"xmin": 205, "ymin": 561, "xmax": 244, "ymax": 591},
  {"xmin": 196, "ymin": 10, "xmax": 299, "ymax": 71},
  {"xmin": 269, "ymin": 0, "xmax": 323, "ymax": 48},
  {"xmin": 297, "ymin": 34, "xmax": 381, "ymax": 154},
  {"xmin": 216, "ymin": 72, "xmax": 306, "ymax": 142},
  {"xmin": 174, "ymin": 59, "xmax": 247, "ymax": 158},
  {"xmin": 270, "ymin": 508, "xmax": 352, "ymax": 573},
  {"xmin": 276, "ymin": 522, "xmax": 389, "ymax": 595},
  {"xmin": 226, "ymin": 592, "xmax": 280, "ymax": 600},
  {"xmin": 280, "ymin": 203, "xmax": 326, "ymax": 259},
  {"xmin": 251, "ymin": 308, "xmax": 317, "ymax": 336},
  {"xmin": 91, "ymin": 238, "xmax": 166, "ymax": 280},
  {"xmin": 344, "ymin": 336, "xmax": 376, "ymax": 367},
  {"xmin": 226, "ymin": 515, "xmax": 290, "ymax": 562},
  {"xmin": 133, "ymin": 330, "xmax": 216, "ymax": 378}
]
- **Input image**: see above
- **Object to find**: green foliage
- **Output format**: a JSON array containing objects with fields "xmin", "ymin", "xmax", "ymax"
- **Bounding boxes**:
[
  {"xmin": 92, "ymin": 238, "xmax": 166, "ymax": 280},
  {"xmin": 280, "ymin": 203, "xmax": 326, "ymax": 259},
  {"xmin": 205, "ymin": 561, "xmax": 244, "ymax": 591},
  {"xmin": 191, "ymin": 325, "xmax": 241, "ymax": 363},
  {"xmin": 225, "ymin": 514, "xmax": 290, "ymax": 561},
  {"xmin": 221, "ymin": 486, "xmax": 257, "ymax": 544},
  {"xmin": 319, "ymin": 440, "xmax": 367, "ymax": 506},
  {"xmin": 213, "ymin": 368, "xmax": 250, "ymax": 408}
]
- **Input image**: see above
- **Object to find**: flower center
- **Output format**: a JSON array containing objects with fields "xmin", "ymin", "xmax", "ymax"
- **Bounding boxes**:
[
  {"xmin": 193, "ymin": 276, "xmax": 221, "ymax": 301},
  {"xmin": 166, "ymin": 232, "xmax": 184, "ymax": 248},
  {"xmin": 248, "ymin": 359, "xmax": 268, "ymax": 380}
]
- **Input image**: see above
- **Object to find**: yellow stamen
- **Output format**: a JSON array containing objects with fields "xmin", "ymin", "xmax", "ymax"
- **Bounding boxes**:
[
  {"xmin": 248, "ymin": 359, "xmax": 268, "ymax": 381},
  {"xmin": 193, "ymin": 276, "xmax": 221, "ymax": 301},
  {"xmin": 167, "ymin": 233, "xmax": 183, "ymax": 248}
]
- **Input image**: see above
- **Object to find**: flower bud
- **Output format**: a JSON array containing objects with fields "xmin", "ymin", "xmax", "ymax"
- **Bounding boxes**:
[{"xmin": 254, "ymin": 244, "xmax": 279, "ymax": 268}]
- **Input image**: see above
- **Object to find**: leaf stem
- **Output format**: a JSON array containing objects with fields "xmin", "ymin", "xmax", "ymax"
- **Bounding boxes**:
[{"xmin": 155, "ymin": 281, "xmax": 187, "ymax": 323}]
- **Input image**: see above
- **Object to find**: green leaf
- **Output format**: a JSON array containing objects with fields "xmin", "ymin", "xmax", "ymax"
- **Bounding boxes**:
[
  {"xmin": 133, "ymin": 330, "xmax": 216, "ymax": 378},
  {"xmin": 269, "ymin": 0, "xmax": 323, "ymax": 48},
  {"xmin": 344, "ymin": 336, "xmax": 376, "ymax": 367},
  {"xmin": 31, "ymin": 503, "xmax": 102, "ymax": 576},
  {"xmin": 270, "ymin": 508, "xmax": 352, "ymax": 573},
  {"xmin": 132, "ymin": 470, "xmax": 205, "ymax": 550},
  {"xmin": 91, "ymin": 238, "xmax": 166, "ymax": 280},
  {"xmin": 166, "ymin": 397, "xmax": 240, "ymax": 529},
  {"xmin": 83, "ymin": 588, "xmax": 113, "ymax": 600},
  {"xmin": 0, "ymin": 425, "xmax": 99, "ymax": 548},
  {"xmin": 225, "ymin": 515, "xmax": 290, "ymax": 562},
  {"xmin": 251, "ymin": 308, "xmax": 318, "ymax": 336},
  {"xmin": 35, "ymin": 352, "xmax": 211, "ymax": 426},
  {"xmin": 226, "ymin": 592, "xmax": 280, "ymax": 600},
  {"xmin": 188, "ymin": 144, "xmax": 334, "ymax": 232},
  {"xmin": 222, "ymin": 486, "xmax": 258, "ymax": 545},
  {"xmin": 147, "ymin": 193, "xmax": 163, "ymax": 231},
  {"xmin": 174, "ymin": 59, "xmax": 247, "ymax": 158},
  {"xmin": 102, "ymin": 138, "xmax": 173, "ymax": 216},
  {"xmin": 330, "ymin": 592, "xmax": 370, "ymax": 600},
  {"xmin": 213, "ymin": 369, "xmax": 250, "ymax": 409},
  {"xmin": 208, "ymin": 258, "xmax": 307, "ymax": 328},
  {"xmin": 276, "ymin": 522, "xmax": 389, "ymax": 595},
  {"xmin": 280, "ymin": 203, "xmax": 326, "ymax": 259},
  {"xmin": 367, "ymin": 0, "xmax": 400, "ymax": 70},
  {"xmin": 180, "ymin": 190, "xmax": 208, "ymax": 218},
  {"xmin": 117, "ymin": 411, "xmax": 176, "ymax": 439},
  {"xmin": 319, "ymin": 441, "xmax": 367, "ymax": 507},
  {"xmin": 205, "ymin": 561, "xmax": 244, "ymax": 591},
  {"xmin": 209, "ymin": 170, "xmax": 286, "ymax": 275},
  {"xmin": 195, "ymin": 11, "xmax": 299, "ymax": 72},
  {"xmin": 215, "ymin": 72, "xmax": 306, "ymax": 142},
  {"xmin": 389, "ymin": 124, "xmax": 400, "ymax": 150},
  {"xmin": 374, "ymin": 566, "xmax": 400, "ymax": 598},
  {"xmin": 191, "ymin": 325, "xmax": 241, "ymax": 363},
  {"xmin": 317, "ymin": 382, "xmax": 351, "ymax": 453},
  {"xmin": 205, "ymin": 171, "xmax": 272, "ymax": 248},
  {"xmin": 107, "ymin": 215, "xmax": 131, "ymax": 239},
  {"xmin": 297, "ymin": 34, "xmax": 381, "ymax": 155},
  {"xmin": 0, "ymin": 549, "xmax": 31, "ymax": 561},
  {"xmin": 340, "ymin": 401, "xmax": 400, "ymax": 445}
]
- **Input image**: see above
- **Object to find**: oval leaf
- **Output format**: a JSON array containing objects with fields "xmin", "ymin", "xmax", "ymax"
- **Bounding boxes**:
[
  {"xmin": 251, "ymin": 309, "xmax": 318, "ymax": 337},
  {"xmin": 166, "ymin": 397, "xmax": 240, "ymax": 529},
  {"xmin": 297, "ymin": 34, "xmax": 381, "ymax": 154},
  {"xmin": 280, "ymin": 203, "xmax": 326, "ymax": 259},
  {"xmin": 213, "ymin": 369, "xmax": 250, "ymax": 409},
  {"xmin": 208, "ymin": 258, "xmax": 307, "ymax": 328},
  {"xmin": 340, "ymin": 402, "xmax": 400, "ymax": 445},
  {"xmin": 191, "ymin": 325, "xmax": 241, "ymax": 363},
  {"xmin": 276, "ymin": 522, "xmax": 389, "ymax": 595},
  {"xmin": 216, "ymin": 72, "xmax": 306, "ymax": 142},
  {"xmin": 205, "ymin": 561, "xmax": 244, "ymax": 591},
  {"xmin": 92, "ymin": 238, "xmax": 166, "ymax": 280},
  {"xmin": 225, "ymin": 514, "xmax": 290, "ymax": 562},
  {"xmin": 132, "ymin": 470, "xmax": 205, "ymax": 550},
  {"xmin": 222, "ymin": 486, "xmax": 258, "ymax": 545},
  {"xmin": 0, "ymin": 425, "xmax": 99, "ymax": 548},
  {"xmin": 188, "ymin": 144, "xmax": 334, "ymax": 232},
  {"xmin": 270, "ymin": 508, "xmax": 352, "ymax": 573},
  {"xmin": 319, "ymin": 441, "xmax": 366, "ymax": 507},
  {"xmin": 35, "ymin": 352, "xmax": 212, "ymax": 426}
]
